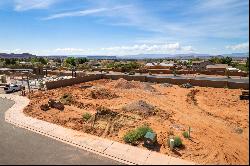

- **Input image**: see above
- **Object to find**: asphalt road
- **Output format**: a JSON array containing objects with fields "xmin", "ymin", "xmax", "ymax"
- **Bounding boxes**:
[{"xmin": 0, "ymin": 97, "xmax": 122, "ymax": 165}]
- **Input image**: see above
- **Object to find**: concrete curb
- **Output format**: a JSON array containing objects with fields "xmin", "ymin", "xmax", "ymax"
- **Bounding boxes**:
[{"xmin": 1, "ymin": 94, "xmax": 195, "ymax": 165}]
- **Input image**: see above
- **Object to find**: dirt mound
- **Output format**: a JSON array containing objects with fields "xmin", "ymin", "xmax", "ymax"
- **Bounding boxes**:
[
  {"xmin": 112, "ymin": 78, "xmax": 157, "ymax": 92},
  {"xmin": 122, "ymin": 100, "xmax": 156, "ymax": 117},
  {"xmin": 113, "ymin": 78, "xmax": 142, "ymax": 89},
  {"xmin": 160, "ymin": 83, "xmax": 173, "ymax": 87},
  {"xmin": 89, "ymin": 87, "xmax": 118, "ymax": 99},
  {"xmin": 143, "ymin": 83, "xmax": 157, "ymax": 92},
  {"xmin": 72, "ymin": 101, "xmax": 95, "ymax": 110}
]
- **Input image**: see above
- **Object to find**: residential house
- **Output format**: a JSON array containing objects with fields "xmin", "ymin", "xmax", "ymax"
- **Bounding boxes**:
[
  {"xmin": 206, "ymin": 64, "xmax": 230, "ymax": 72},
  {"xmin": 145, "ymin": 62, "xmax": 176, "ymax": 69},
  {"xmin": 227, "ymin": 67, "xmax": 240, "ymax": 72},
  {"xmin": 192, "ymin": 60, "xmax": 213, "ymax": 71},
  {"xmin": 19, "ymin": 61, "xmax": 32, "ymax": 66}
]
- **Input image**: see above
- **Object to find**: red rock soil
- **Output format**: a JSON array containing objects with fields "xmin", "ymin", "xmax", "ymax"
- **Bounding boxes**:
[{"xmin": 24, "ymin": 79, "xmax": 249, "ymax": 165}]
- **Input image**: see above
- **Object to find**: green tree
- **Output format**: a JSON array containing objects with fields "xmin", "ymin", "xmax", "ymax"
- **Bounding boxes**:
[
  {"xmin": 38, "ymin": 57, "xmax": 48, "ymax": 65},
  {"xmin": 209, "ymin": 57, "xmax": 221, "ymax": 64},
  {"xmin": 220, "ymin": 56, "xmax": 232, "ymax": 65},
  {"xmin": 77, "ymin": 58, "xmax": 88, "ymax": 64},
  {"xmin": 4, "ymin": 58, "xmax": 17, "ymax": 65},
  {"xmin": 65, "ymin": 57, "xmax": 76, "ymax": 66}
]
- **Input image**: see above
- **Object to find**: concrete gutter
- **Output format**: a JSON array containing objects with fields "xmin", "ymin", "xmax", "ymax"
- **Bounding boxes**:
[{"xmin": 1, "ymin": 94, "xmax": 195, "ymax": 165}]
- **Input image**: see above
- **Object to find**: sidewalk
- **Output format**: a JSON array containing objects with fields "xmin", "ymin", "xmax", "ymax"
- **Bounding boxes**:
[{"xmin": 1, "ymin": 94, "xmax": 195, "ymax": 165}]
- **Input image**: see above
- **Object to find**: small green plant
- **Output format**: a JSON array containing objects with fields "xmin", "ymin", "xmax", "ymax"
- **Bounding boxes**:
[
  {"xmin": 60, "ymin": 93, "xmax": 73, "ymax": 105},
  {"xmin": 182, "ymin": 131, "xmax": 189, "ymax": 138},
  {"xmin": 123, "ymin": 125, "xmax": 153, "ymax": 144},
  {"xmin": 174, "ymin": 136, "xmax": 182, "ymax": 147},
  {"xmin": 82, "ymin": 112, "xmax": 92, "ymax": 121},
  {"xmin": 182, "ymin": 127, "xmax": 191, "ymax": 139}
]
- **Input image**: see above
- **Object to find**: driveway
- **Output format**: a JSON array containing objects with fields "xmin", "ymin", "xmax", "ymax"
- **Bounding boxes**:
[{"xmin": 0, "ymin": 97, "xmax": 122, "ymax": 165}]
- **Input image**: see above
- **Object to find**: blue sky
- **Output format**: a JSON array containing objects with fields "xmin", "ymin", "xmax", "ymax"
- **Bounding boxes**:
[{"xmin": 0, "ymin": 0, "xmax": 249, "ymax": 56}]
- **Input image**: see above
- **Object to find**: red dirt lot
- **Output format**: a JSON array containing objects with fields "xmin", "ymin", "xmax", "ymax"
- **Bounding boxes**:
[{"xmin": 24, "ymin": 78, "xmax": 249, "ymax": 165}]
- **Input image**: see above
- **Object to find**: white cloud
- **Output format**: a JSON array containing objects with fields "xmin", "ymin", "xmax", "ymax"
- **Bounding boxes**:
[
  {"xmin": 43, "ymin": 5, "xmax": 131, "ymax": 20},
  {"xmin": 182, "ymin": 45, "xmax": 194, "ymax": 52},
  {"xmin": 14, "ymin": 0, "xmax": 58, "ymax": 11},
  {"xmin": 44, "ymin": 8, "xmax": 108, "ymax": 20},
  {"xmin": 0, "ymin": 48, "xmax": 22, "ymax": 53},
  {"xmin": 90, "ymin": 0, "xmax": 249, "ymax": 39},
  {"xmin": 5, "ymin": 43, "xmax": 193, "ymax": 56},
  {"xmin": 54, "ymin": 48, "xmax": 87, "ymax": 53},
  {"xmin": 226, "ymin": 42, "xmax": 249, "ymax": 51},
  {"xmin": 100, "ymin": 43, "xmax": 195, "ymax": 55}
]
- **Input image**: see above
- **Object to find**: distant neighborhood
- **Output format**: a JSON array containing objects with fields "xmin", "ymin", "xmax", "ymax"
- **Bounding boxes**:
[{"xmin": 0, "ymin": 52, "xmax": 248, "ymax": 76}]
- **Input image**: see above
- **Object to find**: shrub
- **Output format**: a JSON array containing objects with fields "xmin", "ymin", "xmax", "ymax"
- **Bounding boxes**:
[
  {"xmin": 82, "ymin": 113, "xmax": 92, "ymax": 121},
  {"xmin": 136, "ymin": 125, "xmax": 153, "ymax": 138},
  {"xmin": 123, "ymin": 130, "xmax": 139, "ymax": 144},
  {"xmin": 174, "ymin": 136, "xmax": 182, "ymax": 147},
  {"xmin": 182, "ymin": 131, "xmax": 189, "ymax": 138},
  {"xmin": 60, "ymin": 93, "xmax": 73, "ymax": 105},
  {"xmin": 123, "ymin": 125, "xmax": 153, "ymax": 144}
]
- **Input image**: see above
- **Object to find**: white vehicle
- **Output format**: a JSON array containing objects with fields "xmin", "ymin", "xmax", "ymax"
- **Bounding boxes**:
[{"xmin": 4, "ymin": 84, "xmax": 22, "ymax": 93}]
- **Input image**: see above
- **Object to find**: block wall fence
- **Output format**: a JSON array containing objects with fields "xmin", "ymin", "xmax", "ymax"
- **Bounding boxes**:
[{"xmin": 45, "ymin": 73, "xmax": 249, "ymax": 90}]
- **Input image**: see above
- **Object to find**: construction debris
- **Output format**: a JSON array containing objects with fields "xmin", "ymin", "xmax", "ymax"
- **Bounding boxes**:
[
  {"xmin": 48, "ymin": 99, "xmax": 64, "ymax": 111},
  {"xmin": 240, "ymin": 90, "xmax": 249, "ymax": 100},
  {"xmin": 180, "ymin": 83, "xmax": 193, "ymax": 88},
  {"xmin": 40, "ymin": 104, "xmax": 50, "ymax": 111}
]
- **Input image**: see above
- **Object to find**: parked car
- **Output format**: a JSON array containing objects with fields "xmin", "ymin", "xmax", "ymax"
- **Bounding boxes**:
[{"xmin": 4, "ymin": 84, "xmax": 22, "ymax": 93}]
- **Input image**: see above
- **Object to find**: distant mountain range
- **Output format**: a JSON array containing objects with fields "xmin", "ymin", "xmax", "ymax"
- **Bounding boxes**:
[
  {"xmin": 0, "ymin": 53, "xmax": 36, "ymax": 59},
  {"xmin": 0, "ymin": 52, "xmax": 248, "ymax": 59},
  {"xmin": 221, "ymin": 52, "xmax": 249, "ymax": 57},
  {"xmin": 38, "ymin": 52, "xmax": 249, "ymax": 59},
  {"xmin": 116, "ymin": 52, "xmax": 249, "ymax": 59}
]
